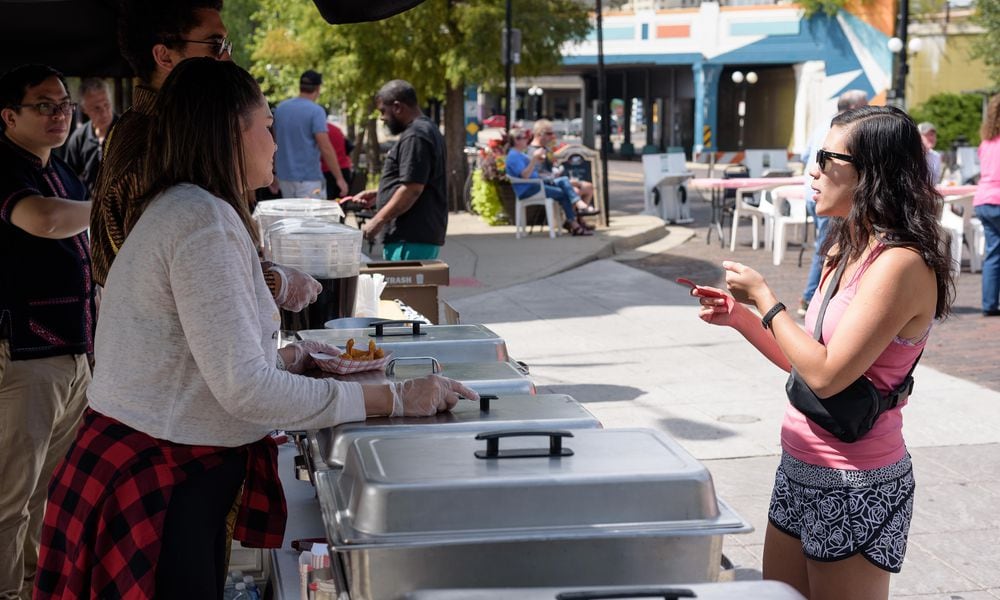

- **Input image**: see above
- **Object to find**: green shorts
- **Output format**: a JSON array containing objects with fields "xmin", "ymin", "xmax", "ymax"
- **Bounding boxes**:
[{"xmin": 382, "ymin": 242, "xmax": 441, "ymax": 261}]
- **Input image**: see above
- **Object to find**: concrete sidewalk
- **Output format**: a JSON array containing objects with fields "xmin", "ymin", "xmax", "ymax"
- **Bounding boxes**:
[{"xmin": 432, "ymin": 160, "xmax": 1000, "ymax": 599}]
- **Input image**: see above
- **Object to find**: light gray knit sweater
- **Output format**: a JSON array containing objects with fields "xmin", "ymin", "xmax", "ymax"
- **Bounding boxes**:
[{"xmin": 89, "ymin": 184, "xmax": 364, "ymax": 446}]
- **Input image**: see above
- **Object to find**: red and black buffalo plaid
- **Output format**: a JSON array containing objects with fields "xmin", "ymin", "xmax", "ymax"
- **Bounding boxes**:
[{"xmin": 34, "ymin": 409, "xmax": 287, "ymax": 599}]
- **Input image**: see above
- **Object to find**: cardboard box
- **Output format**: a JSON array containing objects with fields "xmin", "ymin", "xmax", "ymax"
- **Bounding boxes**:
[{"xmin": 360, "ymin": 260, "xmax": 449, "ymax": 324}]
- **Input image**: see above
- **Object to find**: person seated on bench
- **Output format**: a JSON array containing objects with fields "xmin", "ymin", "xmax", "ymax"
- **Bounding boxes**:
[
  {"xmin": 506, "ymin": 126, "xmax": 597, "ymax": 236},
  {"xmin": 530, "ymin": 119, "xmax": 596, "ymax": 230}
]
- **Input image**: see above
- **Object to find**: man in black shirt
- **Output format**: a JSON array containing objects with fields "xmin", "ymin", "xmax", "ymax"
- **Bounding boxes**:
[
  {"xmin": 63, "ymin": 78, "xmax": 117, "ymax": 194},
  {"xmin": 0, "ymin": 63, "xmax": 93, "ymax": 600},
  {"xmin": 353, "ymin": 79, "xmax": 447, "ymax": 260}
]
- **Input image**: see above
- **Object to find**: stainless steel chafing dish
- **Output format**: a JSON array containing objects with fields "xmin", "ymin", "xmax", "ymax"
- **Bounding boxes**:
[
  {"xmin": 307, "ymin": 393, "xmax": 602, "ymax": 470},
  {"xmin": 315, "ymin": 428, "xmax": 751, "ymax": 600},
  {"xmin": 333, "ymin": 356, "xmax": 534, "ymax": 396},
  {"xmin": 402, "ymin": 581, "xmax": 806, "ymax": 600},
  {"xmin": 298, "ymin": 321, "xmax": 512, "ymax": 364}
]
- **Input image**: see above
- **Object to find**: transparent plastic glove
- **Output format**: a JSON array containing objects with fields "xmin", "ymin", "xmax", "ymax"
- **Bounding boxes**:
[
  {"xmin": 390, "ymin": 375, "xmax": 480, "ymax": 417},
  {"xmin": 279, "ymin": 340, "xmax": 341, "ymax": 374},
  {"xmin": 269, "ymin": 263, "xmax": 322, "ymax": 312}
]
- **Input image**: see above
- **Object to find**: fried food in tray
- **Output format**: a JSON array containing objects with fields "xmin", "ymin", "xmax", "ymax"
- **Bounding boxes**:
[{"xmin": 310, "ymin": 338, "xmax": 391, "ymax": 374}]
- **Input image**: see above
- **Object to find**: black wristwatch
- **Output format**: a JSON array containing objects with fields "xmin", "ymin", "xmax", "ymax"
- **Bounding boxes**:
[{"xmin": 761, "ymin": 302, "xmax": 786, "ymax": 330}]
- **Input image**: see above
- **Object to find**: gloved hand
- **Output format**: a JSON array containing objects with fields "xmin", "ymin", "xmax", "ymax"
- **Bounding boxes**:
[
  {"xmin": 269, "ymin": 263, "xmax": 322, "ymax": 312},
  {"xmin": 390, "ymin": 375, "xmax": 480, "ymax": 417},
  {"xmin": 278, "ymin": 340, "xmax": 341, "ymax": 374}
]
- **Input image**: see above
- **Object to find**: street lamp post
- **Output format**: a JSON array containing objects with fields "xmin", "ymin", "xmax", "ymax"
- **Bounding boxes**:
[
  {"xmin": 528, "ymin": 85, "xmax": 543, "ymax": 120},
  {"xmin": 731, "ymin": 70, "xmax": 757, "ymax": 151},
  {"xmin": 888, "ymin": 34, "xmax": 922, "ymax": 110}
]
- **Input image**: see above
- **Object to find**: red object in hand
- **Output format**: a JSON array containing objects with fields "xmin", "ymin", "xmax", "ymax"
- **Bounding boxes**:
[{"xmin": 676, "ymin": 277, "xmax": 727, "ymax": 299}]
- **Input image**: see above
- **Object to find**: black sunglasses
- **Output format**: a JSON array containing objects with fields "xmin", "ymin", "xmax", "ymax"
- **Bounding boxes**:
[
  {"xmin": 175, "ymin": 37, "xmax": 233, "ymax": 58},
  {"xmin": 816, "ymin": 149, "xmax": 854, "ymax": 171}
]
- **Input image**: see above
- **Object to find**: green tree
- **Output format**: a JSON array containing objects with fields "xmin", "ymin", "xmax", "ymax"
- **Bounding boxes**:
[
  {"xmin": 247, "ymin": 0, "xmax": 590, "ymax": 210},
  {"xmin": 970, "ymin": 0, "xmax": 1000, "ymax": 87},
  {"xmin": 909, "ymin": 92, "xmax": 984, "ymax": 148},
  {"xmin": 221, "ymin": 0, "xmax": 260, "ymax": 67}
]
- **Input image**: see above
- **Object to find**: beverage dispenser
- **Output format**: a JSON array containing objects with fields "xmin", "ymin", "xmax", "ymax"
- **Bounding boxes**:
[{"xmin": 265, "ymin": 218, "xmax": 362, "ymax": 331}]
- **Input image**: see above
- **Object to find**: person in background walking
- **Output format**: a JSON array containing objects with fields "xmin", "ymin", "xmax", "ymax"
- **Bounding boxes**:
[
  {"xmin": 63, "ymin": 78, "xmax": 117, "ymax": 194},
  {"xmin": 974, "ymin": 94, "xmax": 1000, "ymax": 316},
  {"xmin": 321, "ymin": 121, "xmax": 354, "ymax": 199},
  {"xmin": 273, "ymin": 70, "xmax": 348, "ymax": 200},
  {"xmin": 798, "ymin": 89, "xmax": 868, "ymax": 316},
  {"xmin": 918, "ymin": 122, "xmax": 942, "ymax": 184},
  {"xmin": 691, "ymin": 105, "xmax": 953, "ymax": 600},
  {"xmin": 0, "ymin": 63, "xmax": 93, "ymax": 600},
  {"xmin": 351, "ymin": 80, "xmax": 449, "ymax": 260}
]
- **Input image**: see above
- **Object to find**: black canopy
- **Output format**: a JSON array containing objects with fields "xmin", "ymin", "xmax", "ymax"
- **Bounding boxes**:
[
  {"xmin": 0, "ymin": 0, "xmax": 127, "ymax": 76},
  {"xmin": 0, "ymin": 0, "xmax": 426, "ymax": 77}
]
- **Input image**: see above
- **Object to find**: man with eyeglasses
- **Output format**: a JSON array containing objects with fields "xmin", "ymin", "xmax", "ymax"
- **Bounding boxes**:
[
  {"xmin": 63, "ymin": 78, "xmax": 118, "ymax": 194},
  {"xmin": 91, "ymin": 0, "xmax": 321, "ymax": 314},
  {"xmin": 797, "ymin": 89, "xmax": 868, "ymax": 316},
  {"xmin": 0, "ymin": 63, "xmax": 93, "ymax": 600}
]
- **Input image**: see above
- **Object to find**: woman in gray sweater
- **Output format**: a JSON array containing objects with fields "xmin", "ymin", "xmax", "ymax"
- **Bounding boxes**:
[{"xmin": 35, "ymin": 58, "xmax": 477, "ymax": 599}]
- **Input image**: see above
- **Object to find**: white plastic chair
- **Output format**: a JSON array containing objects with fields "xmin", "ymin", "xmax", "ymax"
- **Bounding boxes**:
[
  {"xmin": 728, "ymin": 184, "xmax": 775, "ymax": 252},
  {"xmin": 769, "ymin": 185, "xmax": 813, "ymax": 266},
  {"xmin": 970, "ymin": 217, "xmax": 986, "ymax": 273},
  {"xmin": 507, "ymin": 176, "xmax": 559, "ymax": 239},
  {"xmin": 942, "ymin": 193, "xmax": 984, "ymax": 274}
]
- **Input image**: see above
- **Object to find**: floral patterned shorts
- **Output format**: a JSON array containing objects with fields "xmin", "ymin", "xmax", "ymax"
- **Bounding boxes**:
[{"xmin": 768, "ymin": 451, "xmax": 915, "ymax": 572}]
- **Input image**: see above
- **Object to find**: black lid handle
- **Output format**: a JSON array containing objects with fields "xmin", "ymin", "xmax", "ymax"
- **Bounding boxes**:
[
  {"xmin": 371, "ymin": 320, "xmax": 425, "ymax": 337},
  {"xmin": 478, "ymin": 394, "xmax": 498, "ymax": 412},
  {"xmin": 474, "ymin": 430, "xmax": 574, "ymax": 459}
]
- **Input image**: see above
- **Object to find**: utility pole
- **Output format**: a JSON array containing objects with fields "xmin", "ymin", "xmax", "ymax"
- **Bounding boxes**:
[
  {"xmin": 504, "ymin": 0, "xmax": 513, "ymax": 131},
  {"xmin": 596, "ymin": 0, "xmax": 610, "ymax": 226}
]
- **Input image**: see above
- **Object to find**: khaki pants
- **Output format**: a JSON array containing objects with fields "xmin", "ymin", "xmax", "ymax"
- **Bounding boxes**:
[{"xmin": 0, "ymin": 341, "xmax": 89, "ymax": 600}]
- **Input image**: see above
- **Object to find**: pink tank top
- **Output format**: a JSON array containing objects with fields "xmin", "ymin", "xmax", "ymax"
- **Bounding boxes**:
[{"xmin": 781, "ymin": 247, "xmax": 929, "ymax": 470}]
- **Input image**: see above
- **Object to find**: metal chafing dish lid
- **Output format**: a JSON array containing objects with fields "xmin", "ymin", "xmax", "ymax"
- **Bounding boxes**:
[
  {"xmin": 319, "ymin": 428, "xmax": 750, "ymax": 549},
  {"xmin": 332, "ymin": 358, "xmax": 534, "ymax": 396},
  {"xmin": 310, "ymin": 394, "xmax": 602, "ymax": 469},
  {"xmin": 402, "ymin": 581, "xmax": 807, "ymax": 599},
  {"xmin": 298, "ymin": 323, "xmax": 510, "ymax": 363}
]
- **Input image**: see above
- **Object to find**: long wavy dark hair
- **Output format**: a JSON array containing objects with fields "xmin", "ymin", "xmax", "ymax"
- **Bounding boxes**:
[
  {"xmin": 823, "ymin": 105, "xmax": 954, "ymax": 319},
  {"xmin": 137, "ymin": 58, "xmax": 262, "ymax": 246}
]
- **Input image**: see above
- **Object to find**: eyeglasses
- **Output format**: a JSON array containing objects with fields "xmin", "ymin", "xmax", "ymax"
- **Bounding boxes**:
[
  {"xmin": 816, "ymin": 149, "xmax": 854, "ymax": 171},
  {"xmin": 176, "ymin": 37, "xmax": 233, "ymax": 58},
  {"xmin": 541, "ymin": 130, "xmax": 555, "ymax": 136},
  {"xmin": 12, "ymin": 101, "xmax": 77, "ymax": 116}
]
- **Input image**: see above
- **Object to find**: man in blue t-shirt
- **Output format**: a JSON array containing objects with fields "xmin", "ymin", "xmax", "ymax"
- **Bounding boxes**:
[
  {"xmin": 0, "ymin": 64, "xmax": 93, "ymax": 598},
  {"xmin": 273, "ymin": 70, "xmax": 348, "ymax": 199}
]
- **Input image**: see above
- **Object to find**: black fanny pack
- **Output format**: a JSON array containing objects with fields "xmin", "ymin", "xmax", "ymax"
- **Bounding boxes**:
[{"xmin": 785, "ymin": 259, "xmax": 922, "ymax": 443}]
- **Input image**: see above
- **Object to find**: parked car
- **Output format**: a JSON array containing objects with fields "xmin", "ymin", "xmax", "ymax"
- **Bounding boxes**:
[{"xmin": 482, "ymin": 114, "xmax": 506, "ymax": 129}]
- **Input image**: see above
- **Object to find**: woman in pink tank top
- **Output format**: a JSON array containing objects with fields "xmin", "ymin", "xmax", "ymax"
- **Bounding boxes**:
[{"xmin": 691, "ymin": 106, "xmax": 954, "ymax": 599}]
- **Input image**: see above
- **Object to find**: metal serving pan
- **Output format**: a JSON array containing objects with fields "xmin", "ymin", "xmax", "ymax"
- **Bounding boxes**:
[
  {"xmin": 307, "ymin": 394, "xmax": 602, "ymax": 470},
  {"xmin": 315, "ymin": 428, "xmax": 751, "ymax": 599},
  {"xmin": 331, "ymin": 356, "xmax": 534, "ymax": 396},
  {"xmin": 402, "ymin": 582, "xmax": 806, "ymax": 600},
  {"xmin": 298, "ymin": 321, "xmax": 511, "ymax": 364}
]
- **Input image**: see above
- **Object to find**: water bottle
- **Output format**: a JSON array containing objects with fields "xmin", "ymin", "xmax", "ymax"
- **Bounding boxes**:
[
  {"xmin": 232, "ymin": 582, "xmax": 249, "ymax": 600},
  {"xmin": 242, "ymin": 575, "xmax": 261, "ymax": 600},
  {"xmin": 222, "ymin": 575, "xmax": 237, "ymax": 600}
]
